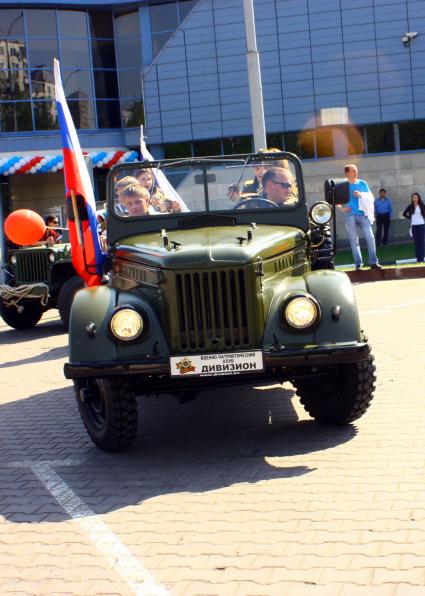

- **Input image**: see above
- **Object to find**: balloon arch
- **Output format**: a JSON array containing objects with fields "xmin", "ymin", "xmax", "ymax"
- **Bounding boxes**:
[{"xmin": 0, "ymin": 150, "xmax": 139, "ymax": 176}]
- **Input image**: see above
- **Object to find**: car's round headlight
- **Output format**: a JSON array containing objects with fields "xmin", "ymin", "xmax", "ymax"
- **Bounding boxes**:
[
  {"xmin": 10, "ymin": 255, "xmax": 17, "ymax": 265},
  {"xmin": 48, "ymin": 252, "xmax": 55, "ymax": 263},
  {"xmin": 110, "ymin": 308, "xmax": 144, "ymax": 341},
  {"xmin": 310, "ymin": 202, "xmax": 332, "ymax": 225},
  {"xmin": 284, "ymin": 296, "xmax": 319, "ymax": 329}
]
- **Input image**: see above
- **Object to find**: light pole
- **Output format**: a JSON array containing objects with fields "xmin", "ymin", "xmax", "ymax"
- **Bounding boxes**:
[{"xmin": 243, "ymin": 0, "xmax": 267, "ymax": 152}]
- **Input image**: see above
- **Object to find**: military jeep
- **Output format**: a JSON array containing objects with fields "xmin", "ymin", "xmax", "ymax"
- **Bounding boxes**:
[
  {"xmin": 0, "ymin": 242, "xmax": 83, "ymax": 329},
  {"xmin": 64, "ymin": 151, "xmax": 375, "ymax": 452}
]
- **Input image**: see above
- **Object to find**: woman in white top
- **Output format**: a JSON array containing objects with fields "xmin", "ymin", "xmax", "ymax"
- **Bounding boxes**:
[{"xmin": 402, "ymin": 192, "xmax": 425, "ymax": 262}]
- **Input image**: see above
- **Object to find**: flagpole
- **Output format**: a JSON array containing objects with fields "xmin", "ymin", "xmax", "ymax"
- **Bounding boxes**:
[
  {"xmin": 243, "ymin": 0, "xmax": 267, "ymax": 151},
  {"xmin": 70, "ymin": 190, "xmax": 83, "ymax": 246}
]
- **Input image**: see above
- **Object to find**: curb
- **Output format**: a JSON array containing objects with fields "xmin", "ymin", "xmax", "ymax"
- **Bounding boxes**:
[{"xmin": 344, "ymin": 264, "xmax": 425, "ymax": 283}]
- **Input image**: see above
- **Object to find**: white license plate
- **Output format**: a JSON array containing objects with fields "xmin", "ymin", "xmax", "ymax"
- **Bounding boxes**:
[{"xmin": 170, "ymin": 350, "xmax": 264, "ymax": 377}]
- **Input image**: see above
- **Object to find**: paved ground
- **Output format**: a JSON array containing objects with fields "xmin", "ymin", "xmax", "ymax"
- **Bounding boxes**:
[{"xmin": 1, "ymin": 278, "xmax": 425, "ymax": 596}]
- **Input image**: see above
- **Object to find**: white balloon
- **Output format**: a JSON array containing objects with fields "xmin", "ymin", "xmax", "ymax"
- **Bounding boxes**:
[
  {"xmin": 52, "ymin": 166, "xmax": 57, "ymax": 172},
  {"xmin": 35, "ymin": 163, "xmax": 42, "ymax": 170},
  {"xmin": 30, "ymin": 167, "xmax": 36, "ymax": 174},
  {"xmin": 9, "ymin": 167, "xmax": 16, "ymax": 174}
]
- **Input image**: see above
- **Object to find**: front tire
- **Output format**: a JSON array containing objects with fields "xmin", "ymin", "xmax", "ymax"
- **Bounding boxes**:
[
  {"xmin": 0, "ymin": 298, "xmax": 44, "ymax": 329},
  {"xmin": 294, "ymin": 342, "xmax": 376, "ymax": 425},
  {"xmin": 74, "ymin": 377, "xmax": 138, "ymax": 452}
]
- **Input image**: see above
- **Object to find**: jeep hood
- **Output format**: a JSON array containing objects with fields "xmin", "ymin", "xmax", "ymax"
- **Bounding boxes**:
[{"xmin": 115, "ymin": 225, "xmax": 305, "ymax": 269}]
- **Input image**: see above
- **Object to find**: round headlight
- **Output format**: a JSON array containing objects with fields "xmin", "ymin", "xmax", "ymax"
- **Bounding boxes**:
[
  {"xmin": 284, "ymin": 296, "xmax": 319, "ymax": 329},
  {"xmin": 48, "ymin": 252, "xmax": 55, "ymax": 263},
  {"xmin": 110, "ymin": 308, "xmax": 144, "ymax": 341},
  {"xmin": 310, "ymin": 202, "xmax": 332, "ymax": 225},
  {"xmin": 10, "ymin": 255, "xmax": 17, "ymax": 265}
]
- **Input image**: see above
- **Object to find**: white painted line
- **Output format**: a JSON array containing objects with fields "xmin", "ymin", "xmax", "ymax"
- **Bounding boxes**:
[
  {"xmin": 361, "ymin": 297, "xmax": 425, "ymax": 315},
  {"xmin": 9, "ymin": 460, "xmax": 169, "ymax": 596}
]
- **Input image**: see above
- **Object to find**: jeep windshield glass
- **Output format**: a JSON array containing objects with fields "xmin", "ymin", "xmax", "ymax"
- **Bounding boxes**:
[{"xmin": 111, "ymin": 155, "xmax": 300, "ymax": 218}]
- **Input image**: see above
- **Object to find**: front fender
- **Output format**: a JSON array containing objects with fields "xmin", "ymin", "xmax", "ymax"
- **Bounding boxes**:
[
  {"xmin": 68, "ymin": 285, "xmax": 169, "ymax": 364},
  {"xmin": 262, "ymin": 270, "xmax": 361, "ymax": 350}
]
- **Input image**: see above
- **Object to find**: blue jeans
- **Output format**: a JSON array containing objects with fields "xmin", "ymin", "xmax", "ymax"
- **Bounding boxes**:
[{"xmin": 345, "ymin": 213, "xmax": 378, "ymax": 267}]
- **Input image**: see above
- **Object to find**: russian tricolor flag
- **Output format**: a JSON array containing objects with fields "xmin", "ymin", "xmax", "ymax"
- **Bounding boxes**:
[{"xmin": 54, "ymin": 59, "xmax": 105, "ymax": 286}]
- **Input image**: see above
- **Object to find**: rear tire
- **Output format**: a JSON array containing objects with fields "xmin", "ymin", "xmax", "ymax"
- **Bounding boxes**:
[
  {"xmin": 57, "ymin": 276, "xmax": 84, "ymax": 330},
  {"xmin": 294, "ymin": 339, "xmax": 376, "ymax": 425},
  {"xmin": 0, "ymin": 298, "xmax": 44, "ymax": 329},
  {"xmin": 74, "ymin": 377, "xmax": 138, "ymax": 452}
]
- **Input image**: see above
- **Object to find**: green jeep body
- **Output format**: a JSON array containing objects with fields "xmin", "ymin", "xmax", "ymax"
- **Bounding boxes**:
[
  {"xmin": 64, "ymin": 151, "xmax": 376, "ymax": 452},
  {"xmin": 0, "ymin": 242, "xmax": 83, "ymax": 329}
]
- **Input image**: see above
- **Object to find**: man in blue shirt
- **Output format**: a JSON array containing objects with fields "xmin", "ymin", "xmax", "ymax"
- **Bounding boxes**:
[
  {"xmin": 337, "ymin": 164, "xmax": 381, "ymax": 270},
  {"xmin": 374, "ymin": 188, "xmax": 393, "ymax": 246}
]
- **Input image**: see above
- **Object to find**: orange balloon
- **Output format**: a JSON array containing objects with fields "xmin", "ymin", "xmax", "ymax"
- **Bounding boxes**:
[{"xmin": 4, "ymin": 209, "xmax": 46, "ymax": 245}]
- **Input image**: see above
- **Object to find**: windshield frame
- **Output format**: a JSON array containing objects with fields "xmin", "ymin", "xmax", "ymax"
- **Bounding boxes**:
[{"xmin": 106, "ymin": 152, "xmax": 309, "ymax": 245}]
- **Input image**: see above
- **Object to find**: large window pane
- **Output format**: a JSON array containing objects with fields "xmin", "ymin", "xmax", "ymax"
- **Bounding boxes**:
[
  {"xmin": 63, "ymin": 69, "xmax": 93, "ymax": 100},
  {"xmin": 0, "ymin": 101, "xmax": 32, "ymax": 131},
  {"xmin": 150, "ymin": 3, "xmax": 178, "ymax": 33},
  {"xmin": 266, "ymin": 133, "xmax": 284, "ymax": 150},
  {"xmin": 33, "ymin": 100, "xmax": 58, "ymax": 130},
  {"xmin": 96, "ymin": 99, "xmax": 121, "ymax": 128},
  {"xmin": 121, "ymin": 98, "xmax": 144, "ymax": 128},
  {"xmin": 223, "ymin": 136, "xmax": 253, "ymax": 154},
  {"xmin": 366, "ymin": 123, "xmax": 395, "ymax": 153},
  {"xmin": 115, "ymin": 38, "xmax": 142, "ymax": 68},
  {"xmin": 117, "ymin": 69, "xmax": 142, "ymax": 98},
  {"xmin": 31, "ymin": 69, "xmax": 55, "ymax": 99},
  {"xmin": 60, "ymin": 38, "xmax": 91, "ymax": 68},
  {"xmin": 89, "ymin": 11, "xmax": 113, "ymax": 38},
  {"xmin": 28, "ymin": 37, "xmax": 59, "ymax": 69},
  {"xmin": 26, "ymin": 10, "xmax": 57, "ymax": 37},
  {"xmin": 0, "ymin": 70, "xmax": 29, "ymax": 100},
  {"xmin": 114, "ymin": 11, "xmax": 140, "ymax": 38},
  {"xmin": 347, "ymin": 126, "xmax": 365, "ymax": 156},
  {"xmin": 94, "ymin": 70, "xmax": 118, "ymax": 98},
  {"xmin": 0, "ymin": 39, "xmax": 27, "ymax": 69},
  {"xmin": 152, "ymin": 32, "xmax": 173, "ymax": 56},
  {"xmin": 193, "ymin": 139, "xmax": 221, "ymax": 156},
  {"xmin": 91, "ymin": 39, "xmax": 116, "ymax": 69},
  {"xmin": 164, "ymin": 142, "xmax": 192, "ymax": 158},
  {"xmin": 316, "ymin": 129, "xmax": 334, "ymax": 158},
  {"xmin": 0, "ymin": 9, "xmax": 24, "ymax": 36},
  {"xmin": 284, "ymin": 131, "xmax": 315, "ymax": 159},
  {"xmin": 58, "ymin": 11, "xmax": 87, "ymax": 37},
  {"xmin": 399, "ymin": 121, "xmax": 425, "ymax": 151},
  {"xmin": 179, "ymin": 0, "xmax": 198, "ymax": 21},
  {"xmin": 68, "ymin": 99, "xmax": 95, "ymax": 128}
]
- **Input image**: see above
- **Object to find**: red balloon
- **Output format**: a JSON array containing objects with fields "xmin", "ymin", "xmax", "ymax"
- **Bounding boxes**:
[{"xmin": 4, "ymin": 209, "xmax": 46, "ymax": 245}]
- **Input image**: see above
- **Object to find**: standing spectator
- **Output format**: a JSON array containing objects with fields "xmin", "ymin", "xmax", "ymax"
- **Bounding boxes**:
[
  {"xmin": 374, "ymin": 188, "xmax": 393, "ymax": 246},
  {"xmin": 402, "ymin": 192, "xmax": 425, "ymax": 262},
  {"xmin": 337, "ymin": 164, "xmax": 381, "ymax": 270}
]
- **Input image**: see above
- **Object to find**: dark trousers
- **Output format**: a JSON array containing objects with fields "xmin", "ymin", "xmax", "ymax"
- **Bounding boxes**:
[
  {"xmin": 375, "ymin": 213, "xmax": 390, "ymax": 246},
  {"xmin": 412, "ymin": 224, "xmax": 425, "ymax": 262}
]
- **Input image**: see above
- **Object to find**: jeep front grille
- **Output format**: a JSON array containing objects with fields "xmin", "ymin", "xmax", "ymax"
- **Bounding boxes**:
[
  {"xmin": 13, "ymin": 252, "xmax": 50, "ymax": 284},
  {"xmin": 175, "ymin": 269, "xmax": 251, "ymax": 352}
]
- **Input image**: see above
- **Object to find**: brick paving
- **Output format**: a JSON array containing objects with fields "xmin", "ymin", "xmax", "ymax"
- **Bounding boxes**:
[{"xmin": 0, "ymin": 278, "xmax": 425, "ymax": 595}]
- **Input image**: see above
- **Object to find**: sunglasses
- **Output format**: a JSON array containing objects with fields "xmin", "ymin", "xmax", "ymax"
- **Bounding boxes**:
[{"xmin": 271, "ymin": 180, "xmax": 292, "ymax": 189}]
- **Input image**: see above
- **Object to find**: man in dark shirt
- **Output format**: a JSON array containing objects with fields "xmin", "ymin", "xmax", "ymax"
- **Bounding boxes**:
[{"xmin": 374, "ymin": 188, "xmax": 393, "ymax": 246}]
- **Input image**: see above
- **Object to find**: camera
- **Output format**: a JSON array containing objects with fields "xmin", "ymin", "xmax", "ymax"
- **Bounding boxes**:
[{"xmin": 402, "ymin": 32, "xmax": 418, "ymax": 46}]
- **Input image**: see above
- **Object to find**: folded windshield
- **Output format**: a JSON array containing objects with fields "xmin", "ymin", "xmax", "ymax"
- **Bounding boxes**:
[{"xmin": 111, "ymin": 155, "xmax": 300, "ymax": 218}]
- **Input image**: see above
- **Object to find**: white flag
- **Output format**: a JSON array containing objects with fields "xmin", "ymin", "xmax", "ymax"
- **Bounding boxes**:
[{"xmin": 140, "ymin": 126, "xmax": 189, "ymax": 212}]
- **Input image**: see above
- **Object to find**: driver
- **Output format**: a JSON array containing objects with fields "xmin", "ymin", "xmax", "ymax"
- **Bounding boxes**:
[{"xmin": 261, "ymin": 167, "xmax": 298, "ymax": 206}]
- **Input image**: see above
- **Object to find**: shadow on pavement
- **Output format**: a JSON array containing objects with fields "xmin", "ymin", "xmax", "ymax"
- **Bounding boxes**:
[
  {"xmin": 0, "ymin": 383, "xmax": 357, "ymax": 523},
  {"xmin": 0, "ymin": 345, "xmax": 68, "ymax": 368},
  {"xmin": 0, "ymin": 318, "xmax": 65, "ymax": 345}
]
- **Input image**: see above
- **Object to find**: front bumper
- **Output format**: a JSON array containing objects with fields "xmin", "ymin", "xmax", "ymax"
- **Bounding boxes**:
[{"xmin": 64, "ymin": 342, "xmax": 369, "ymax": 381}]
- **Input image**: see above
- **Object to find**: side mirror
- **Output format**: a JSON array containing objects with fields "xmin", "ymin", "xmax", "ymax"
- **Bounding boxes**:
[{"xmin": 324, "ymin": 179, "xmax": 350, "ymax": 205}]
